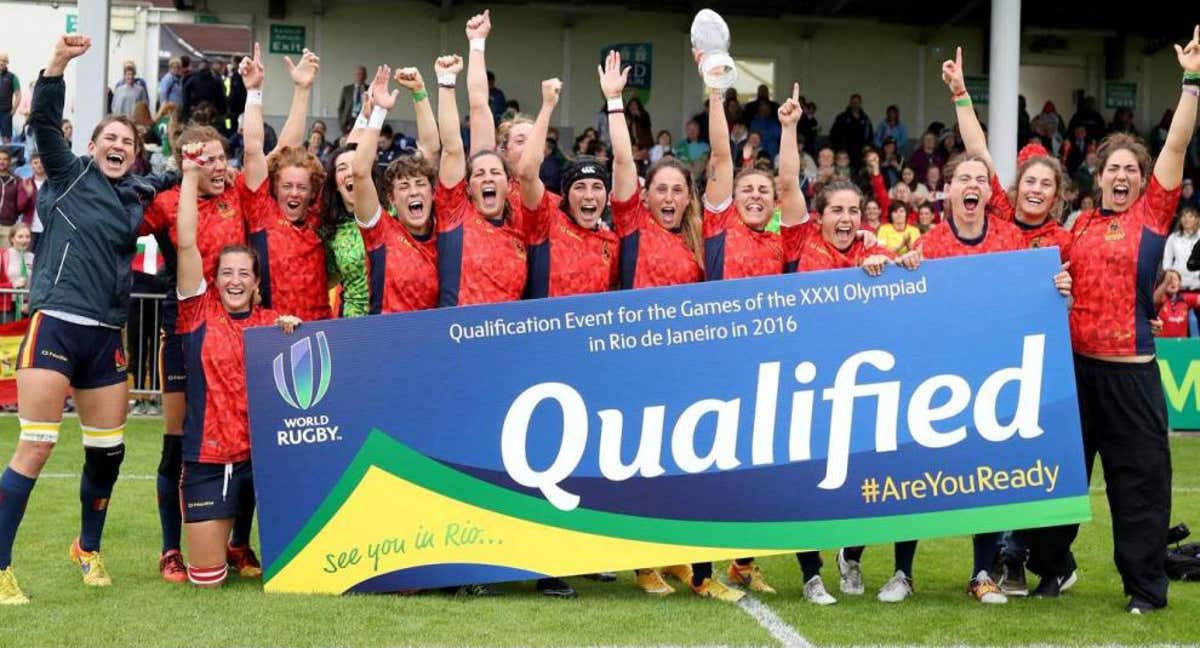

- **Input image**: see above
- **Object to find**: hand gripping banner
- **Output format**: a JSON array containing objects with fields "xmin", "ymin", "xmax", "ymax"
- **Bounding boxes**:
[{"xmin": 245, "ymin": 248, "xmax": 1090, "ymax": 594}]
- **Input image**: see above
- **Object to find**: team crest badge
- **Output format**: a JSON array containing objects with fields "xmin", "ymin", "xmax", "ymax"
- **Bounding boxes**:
[
  {"xmin": 217, "ymin": 200, "xmax": 236, "ymax": 219},
  {"xmin": 1104, "ymin": 220, "xmax": 1124, "ymax": 241}
]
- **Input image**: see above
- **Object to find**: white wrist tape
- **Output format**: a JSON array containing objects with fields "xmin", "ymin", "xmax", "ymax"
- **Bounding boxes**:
[
  {"xmin": 354, "ymin": 114, "xmax": 369, "ymax": 130},
  {"xmin": 246, "ymin": 89, "xmax": 263, "ymax": 106},
  {"xmin": 606, "ymin": 96, "xmax": 624, "ymax": 111},
  {"xmin": 470, "ymin": 38, "xmax": 486, "ymax": 52},
  {"xmin": 437, "ymin": 72, "xmax": 458, "ymax": 86},
  {"xmin": 368, "ymin": 106, "xmax": 388, "ymax": 129}
]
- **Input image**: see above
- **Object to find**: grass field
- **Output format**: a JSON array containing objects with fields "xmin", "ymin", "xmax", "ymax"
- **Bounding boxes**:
[{"xmin": 0, "ymin": 417, "xmax": 1197, "ymax": 647}]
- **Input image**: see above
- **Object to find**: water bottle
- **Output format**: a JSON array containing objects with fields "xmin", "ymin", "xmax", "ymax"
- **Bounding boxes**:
[{"xmin": 691, "ymin": 9, "xmax": 737, "ymax": 90}]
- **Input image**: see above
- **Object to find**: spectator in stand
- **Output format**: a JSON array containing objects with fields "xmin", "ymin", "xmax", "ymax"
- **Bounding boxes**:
[
  {"xmin": 863, "ymin": 198, "xmax": 882, "ymax": 231},
  {"xmin": 793, "ymin": 133, "xmax": 817, "ymax": 184},
  {"xmin": 1163, "ymin": 206, "xmax": 1200, "ymax": 305},
  {"xmin": 798, "ymin": 96, "xmax": 819, "ymax": 157},
  {"xmin": 181, "ymin": 59, "xmax": 227, "ymax": 123},
  {"xmin": 539, "ymin": 135, "xmax": 566, "ymax": 193},
  {"xmin": 1061, "ymin": 125, "xmax": 1091, "ymax": 173},
  {"xmin": 1150, "ymin": 110, "xmax": 1173, "ymax": 156},
  {"xmin": 626, "ymin": 98, "xmax": 653, "ymax": 153},
  {"xmin": 674, "ymin": 119, "xmax": 709, "ymax": 178},
  {"xmin": 738, "ymin": 131, "xmax": 772, "ymax": 170},
  {"xmin": 0, "ymin": 52, "xmax": 19, "ymax": 144},
  {"xmin": 15, "ymin": 154, "xmax": 43, "ymax": 233},
  {"xmin": 748, "ymin": 102, "xmax": 782, "ymax": 159},
  {"xmin": 899, "ymin": 165, "xmax": 930, "ymax": 203},
  {"xmin": 915, "ymin": 201, "xmax": 938, "ymax": 233},
  {"xmin": 111, "ymin": 64, "xmax": 149, "ymax": 119},
  {"xmin": 1017, "ymin": 95, "xmax": 1032, "ymax": 150},
  {"xmin": 1180, "ymin": 178, "xmax": 1199, "ymax": 211},
  {"xmin": 1072, "ymin": 147, "xmax": 1100, "ymax": 201},
  {"xmin": 939, "ymin": 128, "xmax": 963, "ymax": 160},
  {"xmin": 1065, "ymin": 194, "xmax": 1094, "ymax": 230},
  {"xmin": 741, "ymin": 84, "xmax": 778, "ymax": 128},
  {"xmin": 1038, "ymin": 101, "xmax": 1068, "ymax": 139},
  {"xmin": 877, "ymin": 202, "xmax": 919, "ymax": 255},
  {"xmin": 880, "ymin": 137, "xmax": 903, "ymax": 187},
  {"xmin": 226, "ymin": 59, "xmax": 247, "ymax": 138},
  {"xmin": 337, "ymin": 65, "xmax": 368, "ymax": 135},
  {"xmin": 153, "ymin": 102, "xmax": 178, "ymax": 158},
  {"xmin": 691, "ymin": 99, "xmax": 711, "ymax": 143},
  {"xmin": 306, "ymin": 130, "xmax": 330, "ymax": 165},
  {"xmin": 908, "ymin": 132, "xmax": 943, "ymax": 184},
  {"xmin": 158, "ymin": 58, "xmax": 184, "ymax": 110},
  {"xmin": 1109, "ymin": 107, "xmax": 1138, "ymax": 136},
  {"xmin": 830, "ymin": 93, "xmax": 872, "ymax": 168},
  {"xmin": 60, "ymin": 118, "xmax": 72, "ymax": 143},
  {"xmin": 1068, "ymin": 95, "xmax": 1107, "ymax": 143},
  {"xmin": 0, "ymin": 222, "xmax": 33, "ymax": 319},
  {"xmin": 0, "ymin": 150, "xmax": 18, "ymax": 247},
  {"xmin": 375, "ymin": 123, "xmax": 416, "ymax": 170},
  {"xmin": 650, "ymin": 130, "xmax": 673, "ymax": 164},
  {"xmin": 815, "ymin": 146, "xmax": 835, "ymax": 181},
  {"xmin": 875, "ymin": 105, "xmax": 908, "ymax": 154},
  {"xmin": 586, "ymin": 140, "xmax": 611, "ymax": 170},
  {"xmin": 1155, "ymin": 269, "xmax": 1199, "ymax": 338},
  {"xmin": 487, "ymin": 71, "xmax": 506, "ymax": 126},
  {"xmin": 924, "ymin": 165, "xmax": 945, "ymax": 213}
]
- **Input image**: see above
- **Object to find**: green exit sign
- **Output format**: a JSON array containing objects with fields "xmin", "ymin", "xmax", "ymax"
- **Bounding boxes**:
[
  {"xmin": 66, "ymin": 14, "xmax": 77, "ymax": 34},
  {"xmin": 269, "ymin": 24, "xmax": 306, "ymax": 55}
]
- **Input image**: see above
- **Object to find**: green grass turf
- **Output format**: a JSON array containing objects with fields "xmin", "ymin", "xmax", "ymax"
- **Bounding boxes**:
[{"xmin": 0, "ymin": 416, "xmax": 1197, "ymax": 647}]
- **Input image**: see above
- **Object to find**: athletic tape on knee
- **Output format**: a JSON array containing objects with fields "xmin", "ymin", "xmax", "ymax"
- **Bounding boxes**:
[
  {"xmin": 187, "ymin": 563, "xmax": 228, "ymax": 587},
  {"xmin": 81, "ymin": 425, "xmax": 125, "ymax": 449},
  {"xmin": 18, "ymin": 418, "xmax": 61, "ymax": 443}
]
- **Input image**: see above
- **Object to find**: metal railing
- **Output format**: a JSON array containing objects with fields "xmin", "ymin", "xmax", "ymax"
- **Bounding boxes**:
[{"xmin": 0, "ymin": 288, "xmax": 168, "ymax": 397}]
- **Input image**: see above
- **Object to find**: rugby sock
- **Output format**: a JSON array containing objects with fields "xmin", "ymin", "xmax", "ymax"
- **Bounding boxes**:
[
  {"xmin": 894, "ymin": 540, "xmax": 917, "ymax": 578},
  {"xmin": 842, "ymin": 546, "xmax": 865, "ymax": 563},
  {"xmin": 690, "ymin": 561, "xmax": 713, "ymax": 587},
  {"xmin": 796, "ymin": 551, "xmax": 822, "ymax": 582},
  {"xmin": 187, "ymin": 563, "xmax": 228, "ymax": 587},
  {"xmin": 79, "ymin": 435, "xmax": 125, "ymax": 553},
  {"xmin": 157, "ymin": 435, "xmax": 183, "ymax": 553},
  {"xmin": 230, "ymin": 495, "xmax": 254, "ymax": 548},
  {"xmin": 735, "ymin": 558, "xmax": 754, "ymax": 567},
  {"xmin": 0, "ymin": 468, "xmax": 36, "ymax": 569},
  {"xmin": 972, "ymin": 532, "xmax": 1001, "ymax": 576}
]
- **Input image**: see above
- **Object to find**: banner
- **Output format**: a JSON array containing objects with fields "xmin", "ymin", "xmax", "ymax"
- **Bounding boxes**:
[
  {"xmin": 600, "ymin": 43, "xmax": 652, "ymax": 103},
  {"xmin": 0, "ymin": 319, "xmax": 29, "ymax": 406},
  {"xmin": 1156, "ymin": 338, "xmax": 1200, "ymax": 430},
  {"xmin": 246, "ymin": 249, "xmax": 1090, "ymax": 595}
]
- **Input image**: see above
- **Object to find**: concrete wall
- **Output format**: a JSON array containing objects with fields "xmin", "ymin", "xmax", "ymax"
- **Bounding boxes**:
[{"xmin": 1, "ymin": 0, "xmax": 1192, "ymax": 144}]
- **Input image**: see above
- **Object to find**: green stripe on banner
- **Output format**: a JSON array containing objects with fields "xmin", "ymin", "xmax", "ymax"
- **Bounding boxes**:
[{"xmin": 265, "ymin": 430, "xmax": 1092, "ymax": 580}]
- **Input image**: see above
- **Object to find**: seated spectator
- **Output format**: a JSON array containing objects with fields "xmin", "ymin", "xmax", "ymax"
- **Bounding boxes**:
[
  {"xmin": 1154, "ymin": 269, "xmax": 1199, "ymax": 338},
  {"xmin": 539, "ymin": 136, "xmax": 567, "ymax": 193},
  {"xmin": 793, "ymin": 132, "xmax": 817, "ymax": 184},
  {"xmin": 1164, "ymin": 206, "xmax": 1200, "ymax": 296},
  {"xmin": 1179, "ymin": 178, "xmax": 1198, "ymax": 211},
  {"xmin": 875, "ymin": 105, "xmax": 908, "ymax": 154},
  {"xmin": 153, "ymin": 102, "xmax": 179, "ymax": 157},
  {"xmin": 673, "ymin": 119, "xmax": 710, "ymax": 177},
  {"xmin": 0, "ymin": 150, "xmax": 17, "ymax": 245},
  {"xmin": 374, "ymin": 124, "xmax": 416, "ymax": 170},
  {"xmin": 914, "ymin": 201, "xmax": 938, "ymax": 233},
  {"xmin": 1060, "ymin": 125, "xmax": 1091, "ymax": 173},
  {"xmin": 924, "ymin": 165, "xmax": 944, "ymax": 213},
  {"xmin": 739, "ymin": 131, "xmax": 772, "ymax": 170},
  {"xmin": 649, "ymin": 130, "xmax": 674, "ymax": 164},
  {"xmin": 878, "ymin": 202, "xmax": 920, "ymax": 254},
  {"xmin": 0, "ymin": 222, "xmax": 33, "ymax": 318},
  {"xmin": 907, "ymin": 132, "xmax": 943, "ymax": 183},
  {"xmin": 880, "ymin": 137, "xmax": 903, "ymax": 188},
  {"xmin": 1064, "ymin": 194, "xmax": 1094, "ymax": 230},
  {"xmin": 863, "ymin": 198, "xmax": 882, "ymax": 232},
  {"xmin": 1109, "ymin": 107, "xmax": 1138, "ymax": 136},
  {"xmin": 834, "ymin": 150, "xmax": 852, "ymax": 179},
  {"xmin": 740, "ymin": 84, "xmax": 779, "ymax": 127},
  {"xmin": 747, "ymin": 101, "xmax": 782, "ymax": 159},
  {"xmin": 1072, "ymin": 147, "xmax": 1099, "ymax": 200}
]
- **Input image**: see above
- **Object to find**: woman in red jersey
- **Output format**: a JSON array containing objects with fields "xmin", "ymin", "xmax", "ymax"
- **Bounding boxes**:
[
  {"xmin": 348, "ymin": 65, "xmax": 439, "ymax": 314},
  {"xmin": 944, "ymin": 47, "xmax": 1073, "ymax": 261},
  {"xmin": 433, "ymin": 54, "xmax": 527, "ymax": 307},
  {"xmin": 703, "ymin": 80, "xmax": 807, "ymax": 280},
  {"xmin": 174, "ymin": 142, "xmax": 299, "ymax": 589},
  {"xmin": 603, "ymin": 50, "xmax": 704, "ymax": 291},
  {"xmin": 517, "ymin": 77, "xmax": 618, "ymax": 299},
  {"xmin": 1022, "ymin": 27, "xmax": 1200, "ymax": 614},
  {"xmin": 238, "ymin": 44, "xmax": 332, "ymax": 322},
  {"xmin": 1154, "ymin": 269, "xmax": 1200, "ymax": 338}
]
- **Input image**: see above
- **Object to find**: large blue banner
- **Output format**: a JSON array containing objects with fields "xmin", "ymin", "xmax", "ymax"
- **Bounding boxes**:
[{"xmin": 245, "ymin": 248, "xmax": 1089, "ymax": 594}]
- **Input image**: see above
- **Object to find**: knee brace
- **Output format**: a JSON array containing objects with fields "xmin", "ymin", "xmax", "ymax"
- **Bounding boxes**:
[
  {"xmin": 82, "ymin": 437, "xmax": 125, "ymax": 490},
  {"xmin": 158, "ymin": 435, "xmax": 183, "ymax": 480},
  {"xmin": 187, "ymin": 562, "xmax": 228, "ymax": 587},
  {"xmin": 18, "ymin": 418, "xmax": 61, "ymax": 444}
]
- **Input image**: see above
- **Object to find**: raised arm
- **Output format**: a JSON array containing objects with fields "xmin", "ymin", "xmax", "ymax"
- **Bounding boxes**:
[
  {"xmin": 33, "ymin": 35, "xmax": 92, "ymax": 179},
  {"xmin": 275, "ymin": 49, "xmax": 320, "ymax": 153},
  {"xmin": 1155, "ymin": 26, "xmax": 1200, "ymax": 189},
  {"xmin": 176, "ymin": 143, "xmax": 206, "ymax": 295},
  {"xmin": 239, "ymin": 43, "xmax": 269, "ymax": 191},
  {"xmin": 777, "ymin": 83, "xmax": 808, "ymax": 226},
  {"xmin": 436, "ymin": 55, "xmax": 466, "ymax": 188},
  {"xmin": 394, "ymin": 67, "xmax": 439, "ymax": 160},
  {"xmin": 352, "ymin": 66, "xmax": 396, "ymax": 224},
  {"xmin": 704, "ymin": 58, "xmax": 733, "ymax": 208},
  {"xmin": 465, "ymin": 10, "xmax": 496, "ymax": 154},
  {"xmin": 942, "ymin": 47, "xmax": 993, "ymax": 170},
  {"xmin": 599, "ymin": 50, "xmax": 636, "ymax": 202},
  {"xmin": 518, "ymin": 78, "xmax": 560, "ymax": 210}
]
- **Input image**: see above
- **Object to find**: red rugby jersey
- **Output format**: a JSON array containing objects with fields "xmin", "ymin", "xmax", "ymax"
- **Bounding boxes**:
[
  {"xmin": 178, "ymin": 282, "xmax": 279, "ymax": 464},
  {"xmin": 1158, "ymin": 293, "xmax": 1199, "ymax": 338},
  {"xmin": 521, "ymin": 189, "xmax": 618, "ymax": 298},
  {"xmin": 788, "ymin": 223, "xmax": 895, "ymax": 272},
  {"xmin": 359, "ymin": 208, "xmax": 438, "ymax": 313},
  {"xmin": 612, "ymin": 193, "xmax": 703, "ymax": 289},
  {"xmin": 987, "ymin": 175, "xmax": 1073, "ymax": 261},
  {"xmin": 1069, "ymin": 177, "xmax": 1182, "ymax": 355},
  {"xmin": 703, "ymin": 200, "xmax": 787, "ymax": 280},
  {"xmin": 435, "ymin": 180, "xmax": 528, "ymax": 306},
  {"xmin": 239, "ymin": 180, "xmax": 331, "ymax": 322},
  {"xmin": 915, "ymin": 217, "xmax": 1024, "ymax": 260},
  {"xmin": 141, "ymin": 175, "xmax": 248, "ymax": 332}
]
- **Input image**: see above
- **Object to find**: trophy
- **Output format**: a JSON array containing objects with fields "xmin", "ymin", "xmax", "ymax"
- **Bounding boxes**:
[{"xmin": 691, "ymin": 9, "xmax": 738, "ymax": 90}]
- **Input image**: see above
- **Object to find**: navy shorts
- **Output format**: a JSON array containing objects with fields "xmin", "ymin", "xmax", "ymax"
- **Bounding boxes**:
[
  {"xmin": 17, "ymin": 312, "xmax": 127, "ymax": 389},
  {"xmin": 159, "ymin": 331, "xmax": 186, "ymax": 393},
  {"xmin": 0, "ymin": 112, "xmax": 12, "ymax": 140},
  {"xmin": 181, "ymin": 460, "xmax": 255, "ymax": 523}
]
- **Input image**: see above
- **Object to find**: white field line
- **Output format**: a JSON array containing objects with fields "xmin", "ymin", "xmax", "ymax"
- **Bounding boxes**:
[{"xmin": 737, "ymin": 595, "xmax": 814, "ymax": 648}]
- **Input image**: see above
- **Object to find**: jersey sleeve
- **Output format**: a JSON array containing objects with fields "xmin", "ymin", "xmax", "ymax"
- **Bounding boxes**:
[
  {"xmin": 611, "ymin": 192, "xmax": 646, "ymax": 238},
  {"xmin": 176, "ymin": 279, "xmax": 209, "ymax": 334},
  {"xmin": 236, "ymin": 172, "xmax": 276, "ymax": 231},
  {"xmin": 435, "ymin": 179, "xmax": 469, "ymax": 233},
  {"xmin": 987, "ymin": 175, "xmax": 1015, "ymax": 222},
  {"xmin": 1185, "ymin": 293, "xmax": 1200, "ymax": 309},
  {"xmin": 782, "ymin": 221, "xmax": 815, "ymax": 265},
  {"xmin": 1142, "ymin": 175, "xmax": 1184, "ymax": 236},
  {"xmin": 140, "ymin": 193, "xmax": 174, "ymax": 236},
  {"xmin": 702, "ymin": 199, "xmax": 736, "ymax": 239},
  {"xmin": 520, "ymin": 189, "xmax": 558, "ymax": 245}
]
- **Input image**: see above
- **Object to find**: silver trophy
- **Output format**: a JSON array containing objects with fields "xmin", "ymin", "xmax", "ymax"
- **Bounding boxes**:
[{"xmin": 691, "ymin": 9, "xmax": 737, "ymax": 90}]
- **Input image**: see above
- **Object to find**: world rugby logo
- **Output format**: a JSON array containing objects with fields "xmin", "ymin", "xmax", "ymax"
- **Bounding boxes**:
[{"xmin": 273, "ymin": 332, "xmax": 333, "ymax": 410}]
